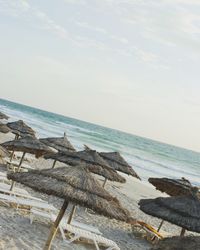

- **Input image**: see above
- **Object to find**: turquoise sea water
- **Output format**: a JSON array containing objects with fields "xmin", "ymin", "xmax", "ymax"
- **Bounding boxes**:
[{"xmin": 0, "ymin": 98, "xmax": 200, "ymax": 185}]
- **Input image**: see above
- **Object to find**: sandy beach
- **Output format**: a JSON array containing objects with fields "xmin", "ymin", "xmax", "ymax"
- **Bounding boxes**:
[{"xmin": 0, "ymin": 132, "xmax": 195, "ymax": 250}]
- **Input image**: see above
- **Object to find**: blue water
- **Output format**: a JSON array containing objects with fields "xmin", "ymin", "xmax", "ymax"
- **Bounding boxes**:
[{"xmin": 0, "ymin": 98, "xmax": 200, "ymax": 185}]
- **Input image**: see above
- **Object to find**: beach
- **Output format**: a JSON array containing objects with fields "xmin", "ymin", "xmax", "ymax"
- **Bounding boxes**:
[{"xmin": 0, "ymin": 131, "xmax": 195, "ymax": 250}]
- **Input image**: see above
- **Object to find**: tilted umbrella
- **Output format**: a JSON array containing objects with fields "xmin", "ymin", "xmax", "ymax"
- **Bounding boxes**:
[
  {"xmin": 84, "ymin": 145, "xmax": 140, "ymax": 185},
  {"xmin": 40, "ymin": 132, "xmax": 76, "ymax": 168},
  {"xmin": 7, "ymin": 120, "xmax": 36, "ymax": 138},
  {"xmin": 148, "ymin": 177, "xmax": 198, "ymax": 231},
  {"xmin": 139, "ymin": 187, "xmax": 200, "ymax": 236},
  {"xmin": 44, "ymin": 149, "xmax": 126, "ymax": 185},
  {"xmin": 99, "ymin": 151, "xmax": 141, "ymax": 180},
  {"xmin": 40, "ymin": 133, "xmax": 75, "ymax": 152},
  {"xmin": 2, "ymin": 137, "xmax": 54, "ymax": 190},
  {"xmin": 0, "ymin": 111, "xmax": 9, "ymax": 120},
  {"xmin": 148, "ymin": 177, "xmax": 194, "ymax": 197},
  {"xmin": 0, "ymin": 122, "xmax": 11, "ymax": 134},
  {"xmin": 7, "ymin": 166, "xmax": 131, "ymax": 250},
  {"xmin": 7, "ymin": 120, "xmax": 36, "ymax": 161},
  {"xmin": 150, "ymin": 236, "xmax": 200, "ymax": 250}
]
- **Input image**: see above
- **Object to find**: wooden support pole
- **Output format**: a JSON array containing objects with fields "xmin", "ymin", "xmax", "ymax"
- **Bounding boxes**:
[
  {"xmin": 180, "ymin": 228, "xmax": 186, "ymax": 237},
  {"xmin": 67, "ymin": 205, "xmax": 76, "ymax": 225},
  {"xmin": 157, "ymin": 220, "xmax": 164, "ymax": 232},
  {"xmin": 43, "ymin": 200, "xmax": 69, "ymax": 250},
  {"xmin": 102, "ymin": 178, "xmax": 107, "ymax": 188},
  {"xmin": 10, "ymin": 152, "xmax": 26, "ymax": 191},
  {"xmin": 52, "ymin": 160, "xmax": 57, "ymax": 169},
  {"xmin": 10, "ymin": 134, "xmax": 19, "ymax": 161}
]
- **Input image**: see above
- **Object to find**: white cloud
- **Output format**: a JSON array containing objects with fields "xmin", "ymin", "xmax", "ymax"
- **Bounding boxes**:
[
  {"xmin": 75, "ymin": 21, "xmax": 107, "ymax": 34},
  {"xmin": 110, "ymin": 35, "xmax": 129, "ymax": 44},
  {"xmin": 34, "ymin": 10, "xmax": 68, "ymax": 39},
  {"xmin": 0, "ymin": 0, "xmax": 30, "ymax": 16},
  {"xmin": 63, "ymin": 0, "xmax": 86, "ymax": 5}
]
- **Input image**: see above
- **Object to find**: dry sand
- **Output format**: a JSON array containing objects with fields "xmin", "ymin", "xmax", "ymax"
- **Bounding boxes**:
[{"xmin": 0, "ymin": 132, "xmax": 193, "ymax": 250}]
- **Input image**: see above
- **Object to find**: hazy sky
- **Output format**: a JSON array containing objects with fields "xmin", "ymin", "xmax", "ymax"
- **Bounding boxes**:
[{"xmin": 0, "ymin": 0, "xmax": 200, "ymax": 151}]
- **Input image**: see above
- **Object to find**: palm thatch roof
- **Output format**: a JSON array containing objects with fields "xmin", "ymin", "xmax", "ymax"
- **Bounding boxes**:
[
  {"xmin": 7, "ymin": 120, "xmax": 36, "ymax": 137},
  {"xmin": 0, "ymin": 111, "xmax": 9, "ymax": 120},
  {"xmin": 148, "ymin": 177, "xmax": 196, "ymax": 196},
  {"xmin": 100, "ymin": 151, "xmax": 141, "ymax": 179},
  {"xmin": 0, "ymin": 123, "xmax": 11, "ymax": 134},
  {"xmin": 0, "ymin": 145, "xmax": 10, "ymax": 158},
  {"xmin": 44, "ymin": 150, "xmax": 126, "ymax": 183},
  {"xmin": 151, "ymin": 236, "xmax": 200, "ymax": 250},
  {"xmin": 139, "ymin": 187, "xmax": 200, "ymax": 233},
  {"xmin": 1, "ymin": 137, "xmax": 54, "ymax": 158},
  {"xmin": 40, "ymin": 134, "xmax": 75, "ymax": 152},
  {"xmin": 7, "ymin": 166, "xmax": 131, "ymax": 222}
]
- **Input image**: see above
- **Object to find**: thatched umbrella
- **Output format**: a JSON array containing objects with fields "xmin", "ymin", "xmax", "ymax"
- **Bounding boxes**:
[
  {"xmin": 0, "ymin": 122, "xmax": 11, "ymax": 134},
  {"xmin": 6, "ymin": 120, "xmax": 36, "ymax": 160},
  {"xmin": 2, "ymin": 137, "xmax": 54, "ymax": 190},
  {"xmin": 148, "ymin": 177, "xmax": 194, "ymax": 197},
  {"xmin": 99, "ymin": 151, "xmax": 141, "ymax": 180},
  {"xmin": 151, "ymin": 236, "xmax": 200, "ymax": 250},
  {"xmin": 0, "ymin": 111, "xmax": 9, "ymax": 120},
  {"xmin": 40, "ymin": 133, "xmax": 75, "ymax": 152},
  {"xmin": 148, "ymin": 177, "xmax": 198, "ymax": 231},
  {"xmin": 44, "ymin": 149, "xmax": 126, "ymax": 185},
  {"xmin": 40, "ymin": 132, "xmax": 76, "ymax": 168},
  {"xmin": 84, "ymin": 145, "xmax": 140, "ymax": 185},
  {"xmin": 139, "ymin": 187, "xmax": 200, "ymax": 236},
  {"xmin": 7, "ymin": 166, "xmax": 131, "ymax": 250},
  {"xmin": 7, "ymin": 120, "xmax": 36, "ymax": 138}
]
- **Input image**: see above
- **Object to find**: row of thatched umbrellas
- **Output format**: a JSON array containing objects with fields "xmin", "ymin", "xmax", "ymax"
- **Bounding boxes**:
[
  {"xmin": 0, "ymin": 112, "xmax": 140, "ymax": 249},
  {"xmin": 1, "ymin": 110, "xmax": 200, "ymax": 249}
]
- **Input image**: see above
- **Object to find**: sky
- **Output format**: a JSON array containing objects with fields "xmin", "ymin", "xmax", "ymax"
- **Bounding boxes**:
[{"xmin": 0, "ymin": 0, "xmax": 200, "ymax": 151}]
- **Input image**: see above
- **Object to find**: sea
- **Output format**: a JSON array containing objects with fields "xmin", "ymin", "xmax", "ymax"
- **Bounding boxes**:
[{"xmin": 0, "ymin": 98, "xmax": 200, "ymax": 186}]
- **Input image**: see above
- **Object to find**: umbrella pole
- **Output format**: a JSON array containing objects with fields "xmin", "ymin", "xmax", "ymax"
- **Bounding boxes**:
[
  {"xmin": 52, "ymin": 160, "xmax": 57, "ymax": 169},
  {"xmin": 180, "ymin": 228, "xmax": 186, "ymax": 237},
  {"xmin": 102, "ymin": 178, "xmax": 107, "ymax": 188},
  {"xmin": 157, "ymin": 220, "xmax": 164, "ymax": 232},
  {"xmin": 44, "ymin": 200, "xmax": 69, "ymax": 250},
  {"xmin": 67, "ymin": 205, "xmax": 76, "ymax": 224},
  {"xmin": 10, "ymin": 134, "xmax": 19, "ymax": 161},
  {"xmin": 10, "ymin": 152, "xmax": 26, "ymax": 191}
]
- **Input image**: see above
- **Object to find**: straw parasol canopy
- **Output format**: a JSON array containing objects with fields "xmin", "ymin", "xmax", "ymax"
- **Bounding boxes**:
[
  {"xmin": 44, "ymin": 149, "xmax": 126, "ymax": 183},
  {"xmin": 148, "ymin": 177, "xmax": 196, "ymax": 196},
  {"xmin": 7, "ymin": 120, "xmax": 36, "ymax": 138},
  {"xmin": 0, "ymin": 145, "xmax": 10, "ymax": 158},
  {"xmin": 0, "ymin": 111, "xmax": 9, "ymax": 120},
  {"xmin": 139, "ymin": 187, "xmax": 200, "ymax": 233},
  {"xmin": 0, "ymin": 122, "xmax": 11, "ymax": 134},
  {"xmin": 100, "ymin": 151, "xmax": 141, "ymax": 179},
  {"xmin": 2, "ymin": 137, "xmax": 54, "ymax": 158},
  {"xmin": 8, "ymin": 166, "xmax": 131, "ymax": 249},
  {"xmin": 7, "ymin": 166, "xmax": 130, "ymax": 221},
  {"xmin": 151, "ymin": 236, "xmax": 200, "ymax": 250},
  {"xmin": 40, "ymin": 133, "xmax": 75, "ymax": 152}
]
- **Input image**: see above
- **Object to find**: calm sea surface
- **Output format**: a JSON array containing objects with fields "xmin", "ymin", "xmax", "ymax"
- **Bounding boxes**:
[{"xmin": 0, "ymin": 98, "xmax": 200, "ymax": 185}]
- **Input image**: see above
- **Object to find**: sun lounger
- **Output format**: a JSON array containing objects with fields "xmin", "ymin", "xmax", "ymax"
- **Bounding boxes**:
[
  {"xmin": 30, "ymin": 208, "xmax": 118, "ymax": 250},
  {"xmin": 0, "ymin": 182, "xmax": 49, "ymax": 204},
  {"xmin": 132, "ymin": 220, "xmax": 167, "ymax": 243},
  {"xmin": 62, "ymin": 224, "xmax": 120, "ymax": 250},
  {"xmin": 30, "ymin": 207, "xmax": 102, "ymax": 235},
  {"xmin": 0, "ymin": 182, "xmax": 29, "ymax": 195},
  {"xmin": 0, "ymin": 193, "xmax": 56, "ymax": 212},
  {"xmin": 0, "ymin": 172, "xmax": 8, "ymax": 183},
  {"xmin": 5, "ymin": 159, "xmax": 34, "ymax": 171}
]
